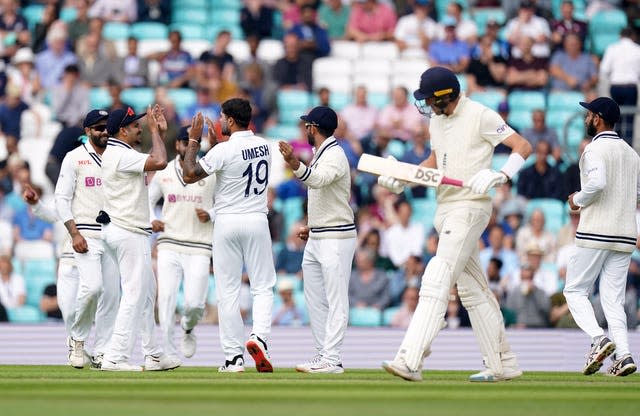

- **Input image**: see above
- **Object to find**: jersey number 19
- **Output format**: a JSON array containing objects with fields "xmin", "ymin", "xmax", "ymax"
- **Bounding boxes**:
[{"xmin": 242, "ymin": 160, "xmax": 269, "ymax": 197}]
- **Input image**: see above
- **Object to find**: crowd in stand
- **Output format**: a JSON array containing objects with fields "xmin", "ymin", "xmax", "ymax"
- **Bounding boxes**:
[{"xmin": 0, "ymin": 0, "xmax": 639, "ymax": 329}]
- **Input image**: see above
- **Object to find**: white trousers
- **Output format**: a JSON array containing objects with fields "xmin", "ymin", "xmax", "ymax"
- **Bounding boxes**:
[
  {"xmin": 102, "ymin": 224, "xmax": 161, "ymax": 363},
  {"xmin": 57, "ymin": 261, "xmax": 79, "ymax": 336},
  {"xmin": 213, "ymin": 213, "xmax": 276, "ymax": 360},
  {"xmin": 70, "ymin": 236, "xmax": 120, "ymax": 356},
  {"xmin": 564, "ymin": 247, "xmax": 632, "ymax": 356},
  {"xmin": 302, "ymin": 237, "xmax": 356, "ymax": 365},
  {"xmin": 157, "ymin": 249, "xmax": 210, "ymax": 358}
]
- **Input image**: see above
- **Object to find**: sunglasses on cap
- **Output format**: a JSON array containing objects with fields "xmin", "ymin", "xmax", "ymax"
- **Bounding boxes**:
[
  {"xmin": 91, "ymin": 125, "xmax": 107, "ymax": 132},
  {"xmin": 304, "ymin": 122, "xmax": 319, "ymax": 128}
]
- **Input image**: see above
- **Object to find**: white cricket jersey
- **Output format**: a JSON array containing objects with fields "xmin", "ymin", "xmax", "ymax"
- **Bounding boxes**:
[
  {"xmin": 429, "ymin": 94, "xmax": 514, "ymax": 205},
  {"xmin": 199, "ymin": 130, "xmax": 271, "ymax": 215},
  {"xmin": 574, "ymin": 131, "xmax": 640, "ymax": 253},
  {"xmin": 149, "ymin": 156, "xmax": 216, "ymax": 256},
  {"xmin": 54, "ymin": 141, "xmax": 105, "ymax": 239},
  {"xmin": 32, "ymin": 201, "xmax": 75, "ymax": 265},
  {"xmin": 293, "ymin": 137, "xmax": 356, "ymax": 239},
  {"xmin": 101, "ymin": 138, "xmax": 152, "ymax": 235}
]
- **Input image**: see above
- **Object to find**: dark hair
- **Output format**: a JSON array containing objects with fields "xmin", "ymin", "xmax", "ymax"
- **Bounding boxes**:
[
  {"xmin": 316, "ymin": 126, "xmax": 334, "ymax": 138},
  {"xmin": 64, "ymin": 64, "xmax": 80, "ymax": 74},
  {"xmin": 489, "ymin": 257, "xmax": 503, "ymax": 270},
  {"xmin": 222, "ymin": 98, "xmax": 252, "ymax": 128},
  {"xmin": 621, "ymin": 27, "xmax": 635, "ymax": 38}
]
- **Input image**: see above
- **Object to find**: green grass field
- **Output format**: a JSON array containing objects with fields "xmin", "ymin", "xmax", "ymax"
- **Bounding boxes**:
[{"xmin": 1, "ymin": 366, "xmax": 638, "ymax": 416}]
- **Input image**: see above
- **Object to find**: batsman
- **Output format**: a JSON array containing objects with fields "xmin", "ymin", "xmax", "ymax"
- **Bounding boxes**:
[{"xmin": 378, "ymin": 67, "xmax": 532, "ymax": 382}]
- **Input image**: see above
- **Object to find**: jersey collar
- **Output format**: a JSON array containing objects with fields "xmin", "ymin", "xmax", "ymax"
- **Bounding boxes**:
[
  {"xmin": 82, "ymin": 140, "xmax": 102, "ymax": 166},
  {"xmin": 591, "ymin": 130, "xmax": 621, "ymax": 141},
  {"xmin": 228, "ymin": 130, "xmax": 254, "ymax": 140},
  {"xmin": 173, "ymin": 156, "xmax": 187, "ymax": 187},
  {"xmin": 107, "ymin": 137, "xmax": 133, "ymax": 149}
]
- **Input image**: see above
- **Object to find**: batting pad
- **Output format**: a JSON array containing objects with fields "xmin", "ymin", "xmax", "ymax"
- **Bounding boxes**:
[{"xmin": 400, "ymin": 257, "xmax": 452, "ymax": 371}]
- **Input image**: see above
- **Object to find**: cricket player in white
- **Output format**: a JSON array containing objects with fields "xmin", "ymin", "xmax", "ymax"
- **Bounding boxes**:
[
  {"xmin": 183, "ymin": 99, "xmax": 276, "ymax": 373},
  {"xmin": 149, "ymin": 125, "xmax": 216, "ymax": 359},
  {"xmin": 100, "ymin": 105, "xmax": 181, "ymax": 372},
  {"xmin": 55, "ymin": 110, "xmax": 120, "ymax": 369},
  {"xmin": 379, "ymin": 66, "xmax": 532, "ymax": 382},
  {"xmin": 279, "ymin": 106, "xmax": 356, "ymax": 373},
  {"xmin": 564, "ymin": 97, "xmax": 640, "ymax": 377}
]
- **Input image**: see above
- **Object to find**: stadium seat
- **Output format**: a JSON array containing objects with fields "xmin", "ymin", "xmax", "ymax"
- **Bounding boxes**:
[
  {"xmin": 491, "ymin": 153, "xmax": 509, "ymax": 172},
  {"xmin": 182, "ymin": 39, "xmax": 210, "ymax": 58},
  {"xmin": 23, "ymin": 258, "xmax": 56, "ymax": 309},
  {"xmin": 210, "ymin": 9, "xmax": 241, "ymax": 26},
  {"xmin": 382, "ymin": 306, "xmax": 400, "ymax": 326},
  {"xmin": 361, "ymin": 42, "xmax": 399, "ymax": 59},
  {"xmin": 330, "ymin": 40, "xmax": 361, "ymax": 60},
  {"xmin": 588, "ymin": 9, "xmax": 628, "ymax": 34},
  {"xmin": 508, "ymin": 110, "xmax": 534, "ymax": 131},
  {"xmin": 7, "ymin": 305, "xmax": 45, "ymax": 324},
  {"xmin": 456, "ymin": 74, "xmax": 468, "ymax": 94},
  {"xmin": 313, "ymin": 57, "xmax": 353, "ymax": 82},
  {"xmin": 130, "ymin": 22, "xmax": 169, "ymax": 40},
  {"xmin": 353, "ymin": 59, "xmax": 392, "ymax": 77},
  {"xmin": 90, "ymin": 88, "xmax": 113, "ymax": 109},
  {"xmin": 282, "ymin": 196, "xmax": 305, "ymax": 235},
  {"xmin": 120, "ymin": 88, "xmax": 155, "ymax": 113},
  {"xmin": 353, "ymin": 74, "xmax": 390, "ymax": 94},
  {"xmin": 209, "ymin": 0, "xmax": 242, "ymax": 10},
  {"xmin": 472, "ymin": 8, "xmax": 506, "ymax": 35},
  {"xmin": 264, "ymin": 124, "xmax": 300, "ymax": 141},
  {"xmin": 391, "ymin": 74, "xmax": 418, "ymax": 91},
  {"xmin": 546, "ymin": 91, "xmax": 584, "ymax": 112},
  {"xmin": 170, "ymin": 23, "xmax": 206, "ymax": 40},
  {"xmin": 206, "ymin": 23, "xmax": 244, "ymax": 40},
  {"xmin": 277, "ymin": 90, "xmax": 311, "ymax": 126},
  {"xmin": 310, "ymin": 91, "xmax": 350, "ymax": 111},
  {"xmin": 387, "ymin": 140, "xmax": 407, "ymax": 160},
  {"xmin": 469, "ymin": 90, "xmax": 505, "ymax": 111},
  {"xmin": 167, "ymin": 88, "xmax": 197, "ymax": 115},
  {"xmin": 60, "ymin": 6, "xmax": 78, "ymax": 23},
  {"xmin": 102, "ymin": 22, "xmax": 131, "ymax": 41},
  {"xmin": 21, "ymin": 4, "xmax": 44, "ymax": 29},
  {"xmin": 411, "ymin": 198, "xmax": 437, "ymax": 232},
  {"xmin": 590, "ymin": 32, "xmax": 620, "ymax": 57},
  {"xmin": 349, "ymin": 307, "xmax": 382, "ymax": 326},
  {"xmin": 173, "ymin": 0, "xmax": 208, "ymax": 8},
  {"xmin": 508, "ymin": 90, "xmax": 546, "ymax": 112},
  {"xmin": 227, "ymin": 39, "xmax": 250, "ymax": 62},
  {"xmin": 256, "ymin": 39, "xmax": 285, "ymax": 63},
  {"xmin": 526, "ymin": 198, "xmax": 567, "ymax": 234},
  {"xmin": 207, "ymin": 274, "xmax": 217, "ymax": 305},
  {"xmin": 368, "ymin": 91, "xmax": 391, "ymax": 109},
  {"xmin": 391, "ymin": 59, "xmax": 429, "ymax": 79},
  {"xmin": 172, "ymin": 8, "xmax": 209, "ymax": 26}
]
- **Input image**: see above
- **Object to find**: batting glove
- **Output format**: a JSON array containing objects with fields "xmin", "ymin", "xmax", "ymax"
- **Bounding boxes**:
[
  {"xmin": 378, "ymin": 175, "xmax": 406, "ymax": 194},
  {"xmin": 468, "ymin": 169, "xmax": 508, "ymax": 194}
]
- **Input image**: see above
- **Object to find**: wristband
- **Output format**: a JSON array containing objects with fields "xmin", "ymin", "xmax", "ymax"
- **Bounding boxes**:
[{"xmin": 500, "ymin": 153, "xmax": 526, "ymax": 179}]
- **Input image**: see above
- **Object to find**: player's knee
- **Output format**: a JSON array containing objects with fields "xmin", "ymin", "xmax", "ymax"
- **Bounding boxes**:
[{"xmin": 419, "ymin": 256, "xmax": 453, "ymax": 301}]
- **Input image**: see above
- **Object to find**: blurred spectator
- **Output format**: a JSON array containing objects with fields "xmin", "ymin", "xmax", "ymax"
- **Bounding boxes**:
[
  {"xmin": 549, "ymin": 289, "xmax": 578, "ymax": 328},
  {"xmin": 272, "ymin": 278, "xmax": 304, "ymax": 326},
  {"xmin": 360, "ymin": 228, "xmax": 395, "ymax": 271},
  {"xmin": 393, "ymin": 0, "xmax": 439, "ymax": 54},
  {"xmin": 389, "ymin": 254, "xmax": 423, "ymax": 306},
  {"xmin": 40, "ymin": 282, "xmax": 63, "ymax": 321},
  {"xmin": 290, "ymin": 4, "xmax": 331, "ymax": 60},
  {"xmin": 318, "ymin": 0, "xmax": 351, "ymax": 40},
  {"xmin": 381, "ymin": 199, "xmax": 425, "ymax": 268},
  {"xmin": 280, "ymin": 0, "xmax": 305, "ymax": 32},
  {"xmin": 118, "ymin": 37, "xmax": 149, "ymax": 88},
  {"xmin": 429, "ymin": 16, "xmax": 470, "ymax": 74},
  {"xmin": 515, "ymin": 212, "xmax": 557, "ymax": 264},
  {"xmin": 196, "ymin": 58, "xmax": 239, "ymax": 104},
  {"xmin": 32, "ymin": 2, "xmax": 61, "ymax": 53},
  {"xmin": 88, "ymin": 0, "xmax": 137, "ymax": 23},
  {"xmin": 346, "ymin": 0, "xmax": 397, "ymax": 43},
  {"xmin": 6, "ymin": 48, "xmax": 41, "ymax": 105},
  {"xmin": 550, "ymin": 0, "xmax": 587, "ymax": 51},
  {"xmin": 51, "ymin": 64, "xmax": 89, "ymax": 128},
  {"xmin": 504, "ymin": 1, "xmax": 551, "ymax": 59},
  {"xmin": 390, "ymin": 286, "xmax": 419, "ymax": 328},
  {"xmin": 505, "ymin": 36, "xmax": 549, "ymax": 91},
  {"xmin": 106, "ymin": 79, "xmax": 133, "ymax": 112},
  {"xmin": 446, "ymin": 287, "xmax": 470, "ymax": 329},
  {"xmin": 466, "ymin": 33, "xmax": 508, "ymax": 94},
  {"xmin": 334, "ymin": 117, "xmax": 360, "ymax": 169},
  {"xmin": 593, "ymin": 281, "xmax": 638, "ymax": 331},
  {"xmin": 517, "ymin": 140, "xmax": 564, "ymax": 200},
  {"xmin": 239, "ymin": 63, "xmax": 277, "ymax": 133},
  {"xmin": 479, "ymin": 224, "xmax": 520, "ymax": 284},
  {"xmin": 238, "ymin": 35, "xmax": 273, "ymax": 81},
  {"xmin": 556, "ymin": 209, "xmax": 579, "ymax": 250},
  {"xmin": 487, "ymin": 257, "xmax": 506, "ymax": 302},
  {"xmin": 340, "ymin": 85, "xmax": 378, "ymax": 144},
  {"xmin": 267, "ymin": 187, "xmax": 284, "ymax": 242},
  {"xmin": 0, "ymin": 254, "xmax": 25, "ymax": 309},
  {"xmin": 273, "ymin": 32, "xmax": 313, "ymax": 91},
  {"xmin": 438, "ymin": 0, "xmax": 478, "ymax": 45},
  {"xmin": 180, "ymin": 86, "xmax": 221, "ymax": 127},
  {"xmin": 599, "ymin": 27, "xmax": 640, "ymax": 145},
  {"xmin": 149, "ymin": 30, "xmax": 194, "ymax": 88},
  {"xmin": 400, "ymin": 124, "xmax": 430, "ymax": 199},
  {"xmin": 375, "ymin": 86, "xmax": 424, "ymax": 144},
  {"xmin": 275, "ymin": 226, "xmax": 305, "ymax": 276},
  {"xmin": 200, "ymin": 30, "xmax": 236, "ymax": 81},
  {"xmin": 137, "ymin": 0, "xmax": 171, "ymax": 24},
  {"xmin": 76, "ymin": 31, "xmax": 119, "ymax": 87},
  {"xmin": 549, "ymin": 33, "xmax": 597, "ymax": 93},
  {"xmin": 480, "ymin": 19, "xmax": 510, "ymax": 62},
  {"xmin": 0, "ymin": 82, "xmax": 29, "ymax": 150},
  {"xmin": 84, "ymin": 17, "xmax": 118, "ymax": 59},
  {"xmin": 493, "ymin": 179, "xmax": 527, "ymax": 219},
  {"xmin": 562, "ymin": 138, "xmax": 589, "ymax": 198},
  {"xmin": 35, "ymin": 23, "xmax": 77, "ymax": 90},
  {"xmin": 316, "ymin": 87, "xmax": 330, "ymax": 107},
  {"xmin": 68, "ymin": 1, "xmax": 91, "ymax": 50},
  {"xmin": 12, "ymin": 185, "xmax": 54, "ymax": 261},
  {"xmin": 505, "ymin": 262, "xmax": 550, "ymax": 328},
  {"xmin": 0, "ymin": 0, "xmax": 30, "ymax": 57},
  {"xmin": 521, "ymin": 110, "xmax": 562, "ymax": 160},
  {"xmin": 349, "ymin": 248, "xmax": 390, "ymax": 310},
  {"xmin": 241, "ymin": 0, "xmax": 274, "ymax": 41}
]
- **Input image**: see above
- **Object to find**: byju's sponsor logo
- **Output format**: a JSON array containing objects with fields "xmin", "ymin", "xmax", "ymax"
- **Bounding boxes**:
[
  {"xmin": 85, "ymin": 177, "xmax": 102, "ymax": 187},
  {"xmin": 166, "ymin": 194, "xmax": 203, "ymax": 203},
  {"xmin": 167, "ymin": 194, "xmax": 177, "ymax": 202}
]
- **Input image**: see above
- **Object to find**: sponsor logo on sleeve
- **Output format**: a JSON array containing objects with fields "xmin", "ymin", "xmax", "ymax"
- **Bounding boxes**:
[{"xmin": 496, "ymin": 124, "xmax": 507, "ymax": 134}]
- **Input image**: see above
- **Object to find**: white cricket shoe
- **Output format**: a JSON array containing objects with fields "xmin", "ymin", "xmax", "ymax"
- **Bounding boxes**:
[
  {"xmin": 181, "ymin": 329, "xmax": 197, "ymax": 358},
  {"xmin": 68, "ymin": 338, "xmax": 86, "ymax": 369},
  {"xmin": 468, "ymin": 367, "xmax": 523, "ymax": 382},
  {"xmin": 218, "ymin": 355, "xmax": 245, "ymax": 373},
  {"xmin": 100, "ymin": 360, "xmax": 143, "ymax": 372},
  {"xmin": 382, "ymin": 359, "xmax": 422, "ymax": 382},
  {"xmin": 607, "ymin": 354, "xmax": 637, "ymax": 377},
  {"xmin": 91, "ymin": 353, "xmax": 104, "ymax": 370},
  {"xmin": 583, "ymin": 336, "xmax": 616, "ymax": 375},
  {"xmin": 245, "ymin": 334, "xmax": 273, "ymax": 372},
  {"xmin": 305, "ymin": 360, "xmax": 344, "ymax": 374},
  {"xmin": 295, "ymin": 355, "xmax": 323, "ymax": 373},
  {"xmin": 144, "ymin": 354, "xmax": 182, "ymax": 371}
]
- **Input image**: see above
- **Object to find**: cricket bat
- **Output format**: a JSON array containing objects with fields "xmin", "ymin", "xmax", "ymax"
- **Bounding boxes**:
[{"xmin": 357, "ymin": 154, "xmax": 464, "ymax": 188}]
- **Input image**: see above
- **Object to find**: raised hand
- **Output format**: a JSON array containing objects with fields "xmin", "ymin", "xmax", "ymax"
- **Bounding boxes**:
[
  {"xmin": 22, "ymin": 183, "xmax": 38, "ymax": 205},
  {"xmin": 189, "ymin": 112, "xmax": 204, "ymax": 142},
  {"xmin": 153, "ymin": 104, "xmax": 168, "ymax": 133},
  {"xmin": 205, "ymin": 116, "xmax": 218, "ymax": 146},
  {"xmin": 146, "ymin": 105, "xmax": 158, "ymax": 134}
]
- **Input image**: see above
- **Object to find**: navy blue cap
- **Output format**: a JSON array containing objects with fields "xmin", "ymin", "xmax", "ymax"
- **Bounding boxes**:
[
  {"xmin": 176, "ymin": 125, "xmax": 190, "ymax": 141},
  {"xmin": 579, "ymin": 97, "xmax": 620, "ymax": 125},
  {"xmin": 414, "ymin": 66, "xmax": 460, "ymax": 101},
  {"xmin": 83, "ymin": 109, "xmax": 109, "ymax": 128},
  {"xmin": 106, "ymin": 107, "xmax": 147, "ymax": 136},
  {"xmin": 300, "ymin": 106, "xmax": 338, "ymax": 131}
]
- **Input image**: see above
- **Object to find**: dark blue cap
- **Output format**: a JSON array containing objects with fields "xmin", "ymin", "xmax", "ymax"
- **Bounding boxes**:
[
  {"xmin": 300, "ymin": 106, "xmax": 338, "ymax": 131},
  {"xmin": 414, "ymin": 66, "xmax": 460, "ymax": 101},
  {"xmin": 106, "ymin": 107, "xmax": 146, "ymax": 136},
  {"xmin": 579, "ymin": 97, "xmax": 620, "ymax": 125},
  {"xmin": 176, "ymin": 125, "xmax": 190, "ymax": 141},
  {"xmin": 83, "ymin": 109, "xmax": 109, "ymax": 128}
]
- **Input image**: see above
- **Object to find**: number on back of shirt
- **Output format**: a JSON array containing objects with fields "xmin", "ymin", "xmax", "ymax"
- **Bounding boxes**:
[{"xmin": 242, "ymin": 160, "xmax": 269, "ymax": 197}]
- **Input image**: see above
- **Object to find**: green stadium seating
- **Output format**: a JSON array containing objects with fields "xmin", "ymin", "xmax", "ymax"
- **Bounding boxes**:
[
  {"xmin": 120, "ymin": 88, "xmax": 155, "ymax": 113},
  {"xmin": 411, "ymin": 198, "xmax": 437, "ymax": 233},
  {"xmin": 102, "ymin": 22, "xmax": 131, "ymax": 41},
  {"xmin": 264, "ymin": 124, "xmax": 300, "ymax": 141},
  {"xmin": 277, "ymin": 90, "xmax": 311, "ymax": 126},
  {"xmin": 349, "ymin": 307, "xmax": 382, "ymax": 326},
  {"xmin": 170, "ymin": 23, "xmax": 207, "ymax": 40},
  {"xmin": 7, "ymin": 305, "xmax": 45, "ymax": 324},
  {"xmin": 167, "ymin": 88, "xmax": 197, "ymax": 115},
  {"xmin": 172, "ymin": 8, "xmax": 209, "ymax": 26},
  {"xmin": 130, "ymin": 22, "xmax": 169, "ymax": 40},
  {"xmin": 508, "ymin": 90, "xmax": 546, "ymax": 112},
  {"xmin": 470, "ymin": 90, "xmax": 505, "ymax": 111},
  {"xmin": 90, "ymin": 88, "xmax": 113, "ymax": 110},
  {"xmin": 526, "ymin": 198, "xmax": 567, "ymax": 234},
  {"xmin": 382, "ymin": 306, "xmax": 400, "ymax": 326}
]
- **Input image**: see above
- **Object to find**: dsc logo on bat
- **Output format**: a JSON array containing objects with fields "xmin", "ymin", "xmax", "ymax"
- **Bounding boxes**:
[{"xmin": 414, "ymin": 169, "xmax": 440, "ymax": 185}]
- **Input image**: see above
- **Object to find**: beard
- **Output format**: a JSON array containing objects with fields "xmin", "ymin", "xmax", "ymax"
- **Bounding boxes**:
[
  {"xmin": 90, "ymin": 134, "xmax": 107, "ymax": 149},
  {"xmin": 306, "ymin": 131, "xmax": 315, "ymax": 146},
  {"xmin": 221, "ymin": 120, "xmax": 231, "ymax": 136},
  {"xmin": 586, "ymin": 120, "xmax": 597, "ymax": 137}
]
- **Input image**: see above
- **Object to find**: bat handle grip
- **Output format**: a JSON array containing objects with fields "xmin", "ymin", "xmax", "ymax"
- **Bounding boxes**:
[{"xmin": 441, "ymin": 177, "xmax": 464, "ymax": 187}]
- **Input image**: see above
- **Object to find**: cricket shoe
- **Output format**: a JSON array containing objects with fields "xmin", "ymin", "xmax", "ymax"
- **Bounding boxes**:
[
  {"xmin": 382, "ymin": 359, "xmax": 422, "ymax": 382},
  {"xmin": 606, "ymin": 354, "xmax": 637, "ymax": 377},
  {"xmin": 181, "ymin": 328, "xmax": 196, "ymax": 358},
  {"xmin": 245, "ymin": 334, "xmax": 273, "ymax": 372},
  {"xmin": 306, "ymin": 360, "xmax": 344, "ymax": 374},
  {"xmin": 469, "ymin": 353, "xmax": 523, "ymax": 382},
  {"xmin": 144, "ymin": 354, "xmax": 182, "ymax": 371},
  {"xmin": 100, "ymin": 360, "xmax": 143, "ymax": 372},
  {"xmin": 218, "ymin": 355, "xmax": 245, "ymax": 373},
  {"xmin": 91, "ymin": 353, "xmax": 104, "ymax": 370},
  {"xmin": 68, "ymin": 338, "xmax": 86, "ymax": 369},
  {"xmin": 583, "ymin": 336, "xmax": 616, "ymax": 375},
  {"xmin": 295, "ymin": 355, "xmax": 322, "ymax": 372}
]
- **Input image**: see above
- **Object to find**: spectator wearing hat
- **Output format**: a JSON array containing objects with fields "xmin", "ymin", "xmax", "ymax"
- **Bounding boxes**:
[
  {"xmin": 272, "ymin": 278, "xmax": 304, "ymax": 326},
  {"xmin": 289, "ymin": 5, "xmax": 331, "ymax": 60},
  {"xmin": 393, "ymin": 0, "xmax": 439, "ymax": 55},
  {"xmin": 550, "ymin": 0, "xmax": 587, "ymax": 51},
  {"xmin": 429, "ymin": 15, "xmax": 470, "ymax": 73},
  {"xmin": 7, "ymin": 47, "xmax": 41, "ymax": 105},
  {"xmin": 346, "ymin": 0, "xmax": 397, "ymax": 43},
  {"xmin": 516, "ymin": 140, "xmax": 565, "ymax": 201},
  {"xmin": 318, "ymin": 0, "xmax": 351, "ymax": 40},
  {"xmin": 35, "ymin": 24, "xmax": 77, "ymax": 90},
  {"xmin": 504, "ymin": 1, "xmax": 551, "ymax": 59},
  {"xmin": 505, "ymin": 261, "xmax": 551, "ymax": 328},
  {"xmin": 515, "ymin": 209, "xmax": 557, "ymax": 264},
  {"xmin": 549, "ymin": 33, "xmax": 597, "ymax": 94},
  {"xmin": 438, "ymin": 1, "xmax": 478, "ymax": 45}
]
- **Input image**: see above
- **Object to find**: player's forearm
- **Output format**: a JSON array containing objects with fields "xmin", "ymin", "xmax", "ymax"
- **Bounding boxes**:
[
  {"xmin": 182, "ymin": 142, "xmax": 207, "ymax": 183},
  {"xmin": 149, "ymin": 131, "xmax": 168, "ymax": 167},
  {"xmin": 63, "ymin": 219, "xmax": 81, "ymax": 238},
  {"xmin": 33, "ymin": 201, "xmax": 59, "ymax": 223}
]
